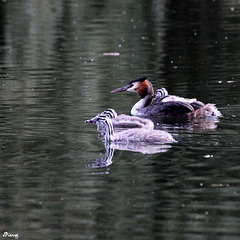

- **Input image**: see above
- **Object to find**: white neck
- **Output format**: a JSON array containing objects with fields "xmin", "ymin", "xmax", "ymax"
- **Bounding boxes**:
[
  {"xmin": 130, "ymin": 94, "xmax": 153, "ymax": 116},
  {"xmin": 131, "ymin": 99, "xmax": 146, "ymax": 116}
]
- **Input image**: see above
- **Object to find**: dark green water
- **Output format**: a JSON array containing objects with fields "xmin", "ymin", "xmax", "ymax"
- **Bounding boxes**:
[{"xmin": 0, "ymin": 1, "xmax": 240, "ymax": 239}]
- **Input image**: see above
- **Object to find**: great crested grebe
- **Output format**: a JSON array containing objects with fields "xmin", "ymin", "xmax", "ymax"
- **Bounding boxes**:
[
  {"xmin": 92, "ymin": 114, "xmax": 175, "ymax": 143},
  {"xmin": 86, "ymin": 108, "xmax": 154, "ymax": 129},
  {"xmin": 111, "ymin": 76, "xmax": 222, "ymax": 119}
]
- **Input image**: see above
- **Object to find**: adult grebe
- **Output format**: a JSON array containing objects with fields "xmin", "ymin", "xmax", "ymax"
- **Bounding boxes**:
[
  {"xmin": 86, "ymin": 108, "xmax": 154, "ymax": 129},
  {"xmin": 111, "ymin": 76, "xmax": 222, "ymax": 118},
  {"xmin": 93, "ymin": 115, "xmax": 175, "ymax": 143}
]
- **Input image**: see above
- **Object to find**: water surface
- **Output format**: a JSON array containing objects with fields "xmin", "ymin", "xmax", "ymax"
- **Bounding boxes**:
[{"xmin": 0, "ymin": 1, "xmax": 240, "ymax": 239}]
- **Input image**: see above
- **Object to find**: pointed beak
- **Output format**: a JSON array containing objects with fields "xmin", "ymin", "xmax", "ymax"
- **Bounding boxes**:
[
  {"xmin": 111, "ymin": 84, "xmax": 131, "ymax": 93},
  {"xmin": 85, "ymin": 116, "xmax": 98, "ymax": 124}
]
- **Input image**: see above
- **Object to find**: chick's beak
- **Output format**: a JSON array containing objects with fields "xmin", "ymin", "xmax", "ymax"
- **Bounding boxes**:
[{"xmin": 85, "ymin": 116, "xmax": 98, "ymax": 124}]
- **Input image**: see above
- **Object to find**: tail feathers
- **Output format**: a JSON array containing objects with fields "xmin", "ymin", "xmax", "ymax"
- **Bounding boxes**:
[{"xmin": 194, "ymin": 104, "xmax": 222, "ymax": 118}]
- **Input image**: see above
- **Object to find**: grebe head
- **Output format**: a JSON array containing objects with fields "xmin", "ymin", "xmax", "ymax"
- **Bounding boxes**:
[
  {"xmin": 156, "ymin": 88, "xmax": 168, "ymax": 98},
  {"xmin": 94, "ymin": 114, "xmax": 111, "ymax": 124},
  {"xmin": 111, "ymin": 76, "xmax": 154, "ymax": 99},
  {"xmin": 102, "ymin": 108, "xmax": 118, "ymax": 118},
  {"xmin": 85, "ymin": 108, "xmax": 118, "ymax": 123}
]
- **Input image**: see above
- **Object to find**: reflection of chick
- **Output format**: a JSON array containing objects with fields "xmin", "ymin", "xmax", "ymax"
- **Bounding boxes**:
[
  {"xmin": 110, "ymin": 142, "xmax": 172, "ymax": 154},
  {"xmin": 93, "ymin": 115, "xmax": 175, "ymax": 143},
  {"xmin": 86, "ymin": 108, "xmax": 154, "ymax": 129}
]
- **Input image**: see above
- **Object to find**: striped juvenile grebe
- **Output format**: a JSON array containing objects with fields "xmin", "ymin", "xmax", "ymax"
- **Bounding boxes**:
[
  {"xmin": 86, "ymin": 108, "xmax": 154, "ymax": 129},
  {"xmin": 111, "ymin": 76, "xmax": 222, "ymax": 119},
  {"xmin": 92, "ymin": 115, "xmax": 175, "ymax": 143}
]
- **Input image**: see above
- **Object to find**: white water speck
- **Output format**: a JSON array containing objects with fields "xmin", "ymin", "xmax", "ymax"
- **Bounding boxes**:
[{"xmin": 204, "ymin": 154, "xmax": 213, "ymax": 158}]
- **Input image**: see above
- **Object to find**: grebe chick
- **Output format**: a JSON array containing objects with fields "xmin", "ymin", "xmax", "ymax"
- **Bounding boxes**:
[
  {"xmin": 94, "ymin": 115, "xmax": 175, "ymax": 143},
  {"xmin": 155, "ymin": 87, "xmax": 198, "ymax": 104},
  {"xmin": 111, "ymin": 76, "xmax": 222, "ymax": 119},
  {"xmin": 86, "ymin": 108, "xmax": 154, "ymax": 129},
  {"xmin": 194, "ymin": 103, "xmax": 221, "ymax": 118},
  {"xmin": 102, "ymin": 108, "xmax": 154, "ymax": 128},
  {"xmin": 154, "ymin": 88, "xmax": 169, "ymax": 101}
]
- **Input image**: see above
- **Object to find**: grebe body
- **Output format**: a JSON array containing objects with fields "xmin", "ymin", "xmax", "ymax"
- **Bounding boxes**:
[
  {"xmin": 94, "ymin": 115, "xmax": 175, "ymax": 143},
  {"xmin": 111, "ymin": 76, "xmax": 221, "ymax": 119},
  {"xmin": 86, "ymin": 108, "xmax": 154, "ymax": 129}
]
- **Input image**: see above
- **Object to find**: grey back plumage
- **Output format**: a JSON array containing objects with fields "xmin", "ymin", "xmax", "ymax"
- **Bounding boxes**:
[{"xmin": 95, "ymin": 115, "xmax": 175, "ymax": 143}]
